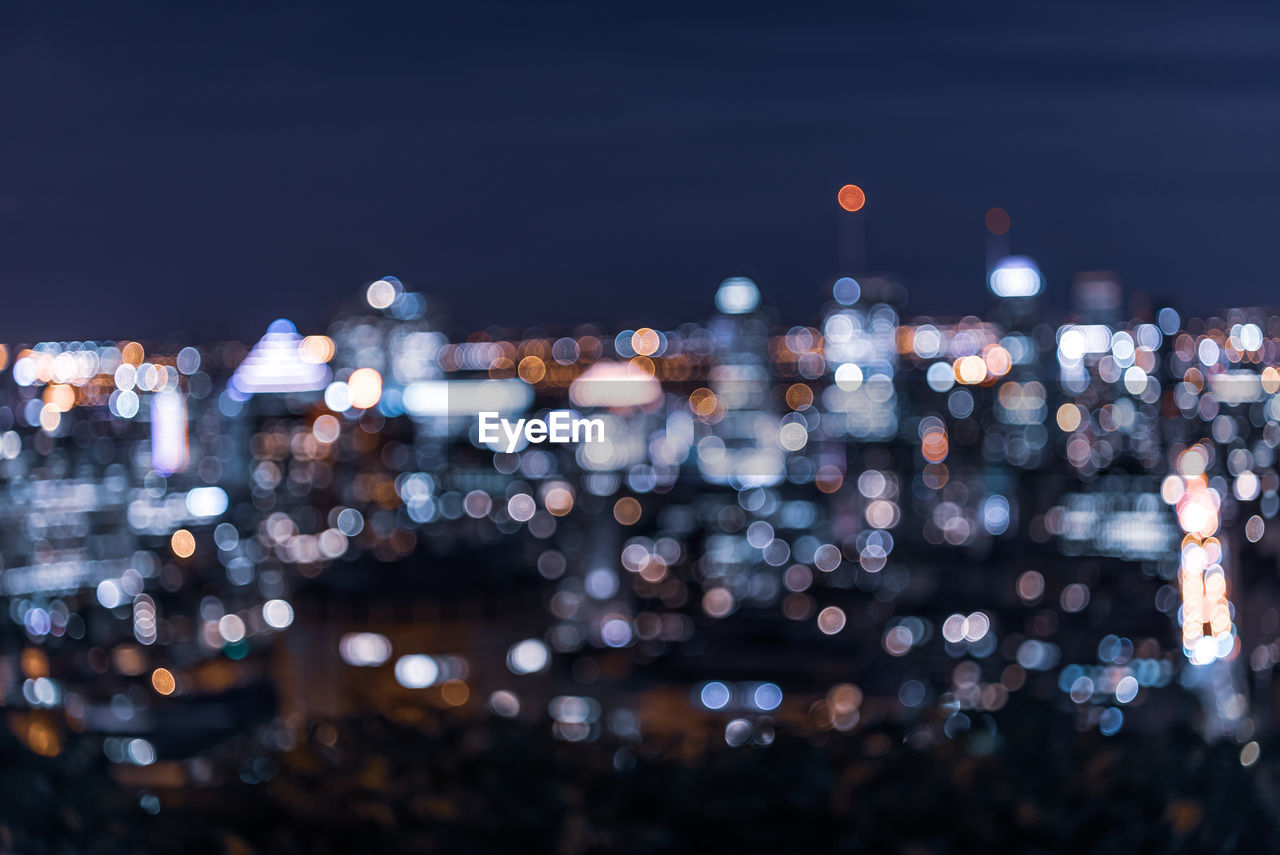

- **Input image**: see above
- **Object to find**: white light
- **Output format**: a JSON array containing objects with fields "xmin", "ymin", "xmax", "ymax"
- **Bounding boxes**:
[
  {"xmin": 127, "ymin": 738, "xmax": 156, "ymax": 766},
  {"xmin": 585, "ymin": 568, "xmax": 619, "ymax": 599},
  {"xmin": 506, "ymin": 639, "xmax": 550, "ymax": 675},
  {"xmin": 715, "ymin": 277, "xmax": 761, "ymax": 314},
  {"xmin": 230, "ymin": 320, "xmax": 331, "ymax": 395},
  {"xmin": 394, "ymin": 654, "xmax": 440, "ymax": 688},
  {"xmin": 150, "ymin": 391, "xmax": 188, "ymax": 476},
  {"xmin": 324, "ymin": 381, "xmax": 352, "ymax": 412},
  {"xmin": 402, "ymin": 379, "xmax": 534, "ymax": 417},
  {"xmin": 13, "ymin": 356, "xmax": 36, "ymax": 386},
  {"xmin": 963, "ymin": 611, "xmax": 990, "ymax": 642},
  {"xmin": 111, "ymin": 389, "xmax": 140, "ymax": 419},
  {"xmin": 367, "ymin": 278, "xmax": 400, "ymax": 310},
  {"xmin": 488, "ymin": 690, "xmax": 521, "ymax": 718},
  {"xmin": 185, "ymin": 486, "xmax": 229, "ymax": 518},
  {"xmin": 339, "ymin": 632, "xmax": 392, "ymax": 666},
  {"xmin": 601, "ymin": 617, "xmax": 633, "ymax": 647},
  {"xmin": 834, "ymin": 363, "xmax": 863, "ymax": 392},
  {"xmin": 941, "ymin": 613, "xmax": 966, "ymax": 644},
  {"xmin": 1241, "ymin": 323, "xmax": 1264, "ymax": 351},
  {"xmin": 176, "ymin": 346, "xmax": 202, "ymax": 374},
  {"xmin": 1190, "ymin": 636, "xmax": 1219, "ymax": 665},
  {"xmin": 97, "ymin": 579, "xmax": 123, "ymax": 609},
  {"xmin": 926, "ymin": 362, "xmax": 955, "ymax": 393},
  {"xmin": 262, "ymin": 599, "xmax": 294, "ymax": 629},
  {"xmin": 217, "ymin": 614, "xmax": 246, "ymax": 643},
  {"xmin": 989, "ymin": 256, "xmax": 1042, "ymax": 298},
  {"xmin": 569, "ymin": 362, "xmax": 662, "ymax": 408}
]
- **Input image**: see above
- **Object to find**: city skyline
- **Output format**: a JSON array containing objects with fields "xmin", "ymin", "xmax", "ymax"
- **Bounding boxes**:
[{"xmin": 9, "ymin": 5, "xmax": 1280, "ymax": 849}]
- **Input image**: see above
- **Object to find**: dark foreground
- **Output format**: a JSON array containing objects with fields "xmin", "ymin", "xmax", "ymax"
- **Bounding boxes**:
[{"xmin": 6, "ymin": 698, "xmax": 1279, "ymax": 855}]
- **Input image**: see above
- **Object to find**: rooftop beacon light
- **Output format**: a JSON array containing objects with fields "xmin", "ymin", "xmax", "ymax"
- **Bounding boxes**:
[{"xmin": 714, "ymin": 277, "xmax": 761, "ymax": 315}]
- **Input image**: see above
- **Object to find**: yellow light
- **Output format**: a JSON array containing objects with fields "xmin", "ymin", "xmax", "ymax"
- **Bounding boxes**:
[{"xmin": 347, "ymin": 368, "xmax": 383, "ymax": 409}]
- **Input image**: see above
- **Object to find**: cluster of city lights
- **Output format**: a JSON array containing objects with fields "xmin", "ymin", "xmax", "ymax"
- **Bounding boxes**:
[{"xmin": 3, "ymin": 257, "xmax": 1279, "ymax": 772}]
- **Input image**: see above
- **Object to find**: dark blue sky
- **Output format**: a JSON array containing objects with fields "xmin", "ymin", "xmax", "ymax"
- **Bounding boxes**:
[{"xmin": 4, "ymin": 1, "xmax": 1280, "ymax": 341}]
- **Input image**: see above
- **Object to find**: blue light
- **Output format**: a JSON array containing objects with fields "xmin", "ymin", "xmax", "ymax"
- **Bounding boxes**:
[
  {"xmin": 699, "ymin": 681, "xmax": 731, "ymax": 710},
  {"xmin": 833, "ymin": 277, "xmax": 861, "ymax": 305},
  {"xmin": 1099, "ymin": 707, "xmax": 1124, "ymax": 736},
  {"xmin": 753, "ymin": 682, "xmax": 783, "ymax": 711}
]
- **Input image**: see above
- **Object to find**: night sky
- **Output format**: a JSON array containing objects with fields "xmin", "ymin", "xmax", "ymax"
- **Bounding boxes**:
[{"xmin": 4, "ymin": 1, "xmax": 1280, "ymax": 342}]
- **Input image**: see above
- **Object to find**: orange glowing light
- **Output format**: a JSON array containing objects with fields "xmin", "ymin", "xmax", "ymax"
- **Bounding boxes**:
[
  {"xmin": 120, "ymin": 341, "xmax": 145, "ymax": 366},
  {"xmin": 1264, "ymin": 366, "xmax": 1280, "ymax": 394},
  {"xmin": 815, "ymin": 465, "xmax": 844, "ymax": 494},
  {"xmin": 25, "ymin": 718, "xmax": 60, "ymax": 757},
  {"xmin": 151, "ymin": 667, "xmax": 177, "ymax": 695},
  {"xmin": 983, "ymin": 344, "xmax": 1012, "ymax": 377},
  {"xmin": 441, "ymin": 679, "xmax": 470, "ymax": 706},
  {"xmin": 517, "ymin": 355, "xmax": 546, "ymax": 384},
  {"xmin": 544, "ymin": 486, "xmax": 575, "ymax": 517},
  {"xmin": 786, "ymin": 383, "xmax": 814, "ymax": 411},
  {"xmin": 688, "ymin": 387, "xmax": 719, "ymax": 418},
  {"xmin": 299, "ymin": 335, "xmax": 336, "ymax": 364},
  {"xmin": 21, "ymin": 648, "xmax": 49, "ymax": 679},
  {"xmin": 614, "ymin": 497, "xmax": 642, "ymax": 525},
  {"xmin": 1056, "ymin": 403, "xmax": 1083, "ymax": 432},
  {"xmin": 43, "ymin": 384, "xmax": 76, "ymax": 413},
  {"xmin": 632, "ymin": 328, "xmax": 661, "ymax": 357},
  {"xmin": 171, "ymin": 529, "xmax": 196, "ymax": 559},
  {"xmin": 921, "ymin": 429, "xmax": 949, "ymax": 464},
  {"xmin": 837, "ymin": 184, "xmax": 866, "ymax": 212}
]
